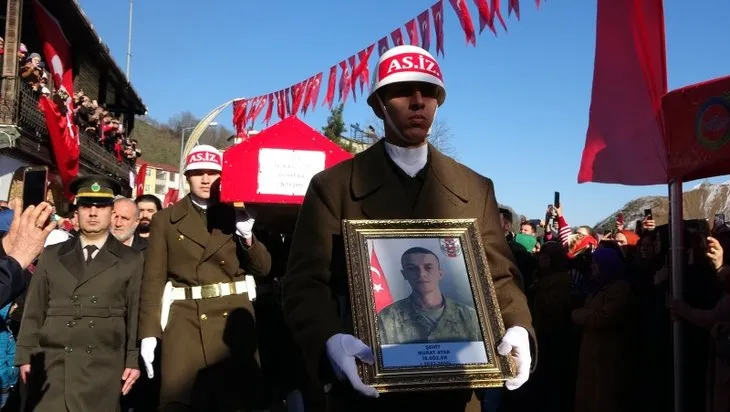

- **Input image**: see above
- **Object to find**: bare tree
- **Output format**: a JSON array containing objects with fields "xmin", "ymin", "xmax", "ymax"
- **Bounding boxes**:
[{"xmin": 366, "ymin": 116, "xmax": 458, "ymax": 158}]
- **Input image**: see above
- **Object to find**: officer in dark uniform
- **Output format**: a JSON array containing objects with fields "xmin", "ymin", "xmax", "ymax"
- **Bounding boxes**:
[{"xmin": 15, "ymin": 175, "xmax": 144, "ymax": 412}]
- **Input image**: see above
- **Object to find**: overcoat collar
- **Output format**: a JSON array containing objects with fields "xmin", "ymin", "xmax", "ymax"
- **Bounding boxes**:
[
  {"xmin": 58, "ymin": 235, "xmax": 125, "ymax": 288},
  {"xmin": 351, "ymin": 139, "xmax": 470, "ymax": 219},
  {"xmin": 170, "ymin": 195, "xmax": 234, "ymax": 262}
]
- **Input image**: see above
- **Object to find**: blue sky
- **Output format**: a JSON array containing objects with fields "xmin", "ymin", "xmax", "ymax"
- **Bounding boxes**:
[{"xmin": 78, "ymin": 0, "xmax": 730, "ymax": 226}]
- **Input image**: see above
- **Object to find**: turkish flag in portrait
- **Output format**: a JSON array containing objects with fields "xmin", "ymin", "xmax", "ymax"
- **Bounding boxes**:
[{"xmin": 370, "ymin": 244, "xmax": 394, "ymax": 313}]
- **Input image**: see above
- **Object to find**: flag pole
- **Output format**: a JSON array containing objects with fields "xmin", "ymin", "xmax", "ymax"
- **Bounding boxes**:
[{"xmin": 125, "ymin": 0, "xmax": 133, "ymax": 79}]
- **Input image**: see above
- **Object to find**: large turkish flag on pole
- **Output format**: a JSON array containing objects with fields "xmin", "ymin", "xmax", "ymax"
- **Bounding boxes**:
[
  {"xmin": 33, "ymin": 0, "xmax": 79, "ymax": 198},
  {"xmin": 577, "ymin": 0, "xmax": 668, "ymax": 185}
]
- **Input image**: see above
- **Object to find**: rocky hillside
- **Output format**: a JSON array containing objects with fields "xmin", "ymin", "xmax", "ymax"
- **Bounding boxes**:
[{"xmin": 594, "ymin": 181, "xmax": 730, "ymax": 232}]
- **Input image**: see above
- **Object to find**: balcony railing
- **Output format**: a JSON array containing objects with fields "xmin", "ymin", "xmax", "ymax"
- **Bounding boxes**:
[{"xmin": 14, "ymin": 80, "xmax": 133, "ymax": 180}]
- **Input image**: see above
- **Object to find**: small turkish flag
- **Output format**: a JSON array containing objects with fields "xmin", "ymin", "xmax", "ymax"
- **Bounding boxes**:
[
  {"xmin": 370, "ymin": 245, "xmax": 394, "ymax": 313},
  {"xmin": 135, "ymin": 163, "xmax": 147, "ymax": 198}
]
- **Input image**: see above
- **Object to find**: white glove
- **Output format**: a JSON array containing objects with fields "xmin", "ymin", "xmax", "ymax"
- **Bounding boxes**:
[
  {"xmin": 235, "ymin": 209, "xmax": 255, "ymax": 240},
  {"xmin": 497, "ymin": 326, "xmax": 531, "ymax": 390},
  {"xmin": 140, "ymin": 337, "xmax": 157, "ymax": 379},
  {"xmin": 325, "ymin": 334, "xmax": 379, "ymax": 398}
]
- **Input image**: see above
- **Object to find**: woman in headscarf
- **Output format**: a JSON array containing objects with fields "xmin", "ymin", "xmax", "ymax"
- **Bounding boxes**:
[{"xmin": 572, "ymin": 248, "xmax": 636, "ymax": 412}]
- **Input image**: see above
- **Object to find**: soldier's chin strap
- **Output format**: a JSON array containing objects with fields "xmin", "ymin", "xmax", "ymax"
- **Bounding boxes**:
[{"xmin": 375, "ymin": 93, "xmax": 436, "ymax": 142}]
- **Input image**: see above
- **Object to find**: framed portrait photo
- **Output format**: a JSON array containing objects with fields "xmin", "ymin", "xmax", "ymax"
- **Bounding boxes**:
[{"xmin": 342, "ymin": 219, "xmax": 514, "ymax": 393}]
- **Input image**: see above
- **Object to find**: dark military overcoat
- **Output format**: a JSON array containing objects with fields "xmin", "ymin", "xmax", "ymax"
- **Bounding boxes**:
[
  {"xmin": 15, "ymin": 235, "xmax": 143, "ymax": 412},
  {"xmin": 283, "ymin": 140, "xmax": 536, "ymax": 411},
  {"xmin": 138, "ymin": 196, "xmax": 272, "ymax": 411}
]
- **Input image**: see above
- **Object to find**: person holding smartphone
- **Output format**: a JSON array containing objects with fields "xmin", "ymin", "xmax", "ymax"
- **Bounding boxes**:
[{"xmin": 0, "ymin": 199, "xmax": 56, "ymax": 306}]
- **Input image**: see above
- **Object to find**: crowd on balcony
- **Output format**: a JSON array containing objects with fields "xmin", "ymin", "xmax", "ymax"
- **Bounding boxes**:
[{"xmin": 0, "ymin": 39, "xmax": 141, "ymax": 167}]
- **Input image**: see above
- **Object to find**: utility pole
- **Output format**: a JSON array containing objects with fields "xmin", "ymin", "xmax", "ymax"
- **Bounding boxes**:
[{"xmin": 125, "ymin": 0, "xmax": 134, "ymax": 79}]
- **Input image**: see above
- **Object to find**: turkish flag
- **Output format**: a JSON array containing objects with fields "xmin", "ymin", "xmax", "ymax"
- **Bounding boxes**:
[
  {"xmin": 370, "ymin": 246, "xmax": 394, "ymax": 313},
  {"xmin": 449, "ymin": 0, "xmax": 477, "ymax": 46},
  {"xmin": 431, "ymin": 1, "xmax": 446, "ymax": 57},
  {"xmin": 276, "ymin": 90, "xmax": 286, "ymax": 120},
  {"xmin": 163, "ymin": 188, "xmax": 179, "ymax": 208},
  {"xmin": 377, "ymin": 37, "xmax": 389, "ymax": 57},
  {"xmin": 474, "ymin": 0, "xmax": 497, "ymax": 35},
  {"xmin": 264, "ymin": 93, "xmax": 274, "ymax": 126},
  {"xmin": 508, "ymin": 0, "xmax": 520, "ymax": 20},
  {"xmin": 33, "ymin": 0, "xmax": 79, "ymax": 199},
  {"xmin": 417, "ymin": 10, "xmax": 432, "ymax": 51},
  {"xmin": 405, "ymin": 19, "xmax": 419, "ymax": 46},
  {"xmin": 390, "ymin": 28, "xmax": 404, "ymax": 47},
  {"xmin": 323, "ymin": 65, "xmax": 337, "ymax": 108},
  {"xmin": 309, "ymin": 72, "xmax": 323, "ymax": 109},
  {"xmin": 232, "ymin": 99, "xmax": 248, "ymax": 137},
  {"xmin": 491, "ymin": 0, "xmax": 508, "ymax": 32},
  {"xmin": 135, "ymin": 163, "xmax": 147, "ymax": 197},
  {"xmin": 338, "ymin": 60, "xmax": 351, "ymax": 104},
  {"xmin": 577, "ymin": 0, "xmax": 667, "ymax": 185}
]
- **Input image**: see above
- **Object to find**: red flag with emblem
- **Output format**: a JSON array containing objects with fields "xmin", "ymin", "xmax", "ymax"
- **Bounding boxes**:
[
  {"xmin": 309, "ymin": 72, "xmax": 323, "ymax": 109},
  {"xmin": 276, "ymin": 90, "xmax": 286, "ymax": 120},
  {"xmin": 405, "ymin": 19, "xmax": 419, "ymax": 45},
  {"xmin": 347, "ymin": 56, "xmax": 358, "ymax": 102},
  {"xmin": 474, "ymin": 0, "xmax": 497, "ymax": 35},
  {"xmin": 417, "ymin": 10, "xmax": 431, "ymax": 51},
  {"xmin": 508, "ymin": 0, "xmax": 520, "ymax": 20},
  {"xmin": 390, "ymin": 28, "xmax": 405, "ymax": 46},
  {"xmin": 323, "ymin": 65, "xmax": 337, "ymax": 108},
  {"xmin": 338, "ymin": 60, "xmax": 351, "ymax": 104},
  {"xmin": 449, "ymin": 0, "xmax": 477, "ymax": 46},
  {"xmin": 301, "ymin": 77, "xmax": 313, "ymax": 114},
  {"xmin": 135, "ymin": 163, "xmax": 147, "ymax": 197},
  {"xmin": 33, "ymin": 0, "xmax": 79, "ymax": 198},
  {"xmin": 291, "ymin": 82, "xmax": 305, "ymax": 114},
  {"xmin": 250, "ymin": 96, "xmax": 267, "ymax": 125},
  {"xmin": 431, "ymin": 1, "xmax": 446, "ymax": 57},
  {"xmin": 370, "ymin": 245, "xmax": 393, "ymax": 313},
  {"xmin": 163, "ymin": 188, "xmax": 179, "ymax": 208},
  {"xmin": 491, "ymin": 0, "xmax": 508, "ymax": 32},
  {"xmin": 264, "ymin": 93, "xmax": 274, "ymax": 126},
  {"xmin": 284, "ymin": 88, "xmax": 292, "ymax": 116},
  {"xmin": 377, "ymin": 36, "xmax": 389, "ymax": 57},
  {"xmin": 233, "ymin": 99, "xmax": 248, "ymax": 137},
  {"xmin": 354, "ymin": 45, "xmax": 374, "ymax": 94}
]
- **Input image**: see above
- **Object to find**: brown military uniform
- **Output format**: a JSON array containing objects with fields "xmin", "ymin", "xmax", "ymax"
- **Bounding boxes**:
[
  {"xmin": 15, "ymin": 235, "xmax": 143, "ymax": 412},
  {"xmin": 138, "ymin": 196, "xmax": 272, "ymax": 411},
  {"xmin": 283, "ymin": 140, "xmax": 535, "ymax": 411}
]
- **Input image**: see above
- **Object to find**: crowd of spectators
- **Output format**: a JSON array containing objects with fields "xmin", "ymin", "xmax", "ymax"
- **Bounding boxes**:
[{"xmin": 2, "ymin": 39, "xmax": 141, "ymax": 167}]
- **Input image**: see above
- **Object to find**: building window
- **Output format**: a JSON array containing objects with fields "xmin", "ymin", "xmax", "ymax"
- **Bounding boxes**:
[
  {"xmin": 144, "ymin": 184, "xmax": 151, "ymax": 193},
  {"xmin": 146, "ymin": 169, "xmax": 152, "ymax": 177}
]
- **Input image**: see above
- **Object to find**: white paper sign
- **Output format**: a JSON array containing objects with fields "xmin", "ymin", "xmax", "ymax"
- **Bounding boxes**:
[
  {"xmin": 257, "ymin": 148, "xmax": 326, "ymax": 196},
  {"xmin": 380, "ymin": 341, "xmax": 489, "ymax": 368}
]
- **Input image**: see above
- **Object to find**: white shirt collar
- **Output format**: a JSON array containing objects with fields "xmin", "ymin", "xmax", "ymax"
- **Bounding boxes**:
[
  {"xmin": 384, "ymin": 141, "xmax": 428, "ymax": 177},
  {"xmin": 79, "ymin": 232, "xmax": 109, "ymax": 250}
]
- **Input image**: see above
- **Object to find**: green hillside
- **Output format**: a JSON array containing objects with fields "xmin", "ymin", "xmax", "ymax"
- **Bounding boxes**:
[{"xmin": 129, "ymin": 119, "xmax": 180, "ymax": 166}]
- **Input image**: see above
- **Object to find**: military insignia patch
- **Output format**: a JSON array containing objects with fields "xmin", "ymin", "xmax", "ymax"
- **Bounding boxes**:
[
  {"xmin": 91, "ymin": 182, "xmax": 101, "ymax": 192},
  {"xmin": 439, "ymin": 237, "xmax": 462, "ymax": 258}
]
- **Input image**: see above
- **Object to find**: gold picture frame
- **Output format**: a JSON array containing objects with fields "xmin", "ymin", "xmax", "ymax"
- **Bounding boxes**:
[{"xmin": 342, "ymin": 218, "xmax": 514, "ymax": 393}]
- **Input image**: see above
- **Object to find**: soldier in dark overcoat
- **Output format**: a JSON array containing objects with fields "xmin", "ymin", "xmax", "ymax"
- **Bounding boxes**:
[
  {"xmin": 138, "ymin": 145, "xmax": 272, "ymax": 411},
  {"xmin": 283, "ymin": 45, "xmax": 536, "ymax": 412},
  {"xmin": 15, "ymin": 175, "xmax": 143, "ymax": 412}
]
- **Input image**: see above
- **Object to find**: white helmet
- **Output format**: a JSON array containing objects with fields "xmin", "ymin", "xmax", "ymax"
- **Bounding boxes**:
[
  {"xmin": 184, "ymin": 144, "xmax": 222, "ymax": 173},
  {"xmin": 367, "ymin": 45, "xmax": 446, "ymax": 112}
]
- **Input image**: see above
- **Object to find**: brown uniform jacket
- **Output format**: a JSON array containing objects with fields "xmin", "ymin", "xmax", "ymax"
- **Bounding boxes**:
[
  {"xmin": 138, "ymin": 196, "xmax": 272, "ymax": 409},
  {"xmin": 283, "ymin": 140, "xmax": 535, "ymax": 411},
  {"xmin": 15, "ymin": 235, "xmax": 143, "ymax": 412}
]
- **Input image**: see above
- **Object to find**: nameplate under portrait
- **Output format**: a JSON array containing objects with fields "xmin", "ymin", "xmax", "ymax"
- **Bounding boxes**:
[{"xmin": 342, "ymin": 218, "xmax": 514, "ymax": 393}]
